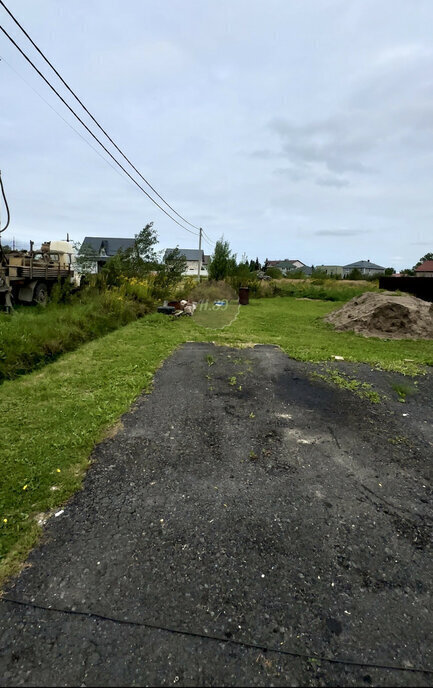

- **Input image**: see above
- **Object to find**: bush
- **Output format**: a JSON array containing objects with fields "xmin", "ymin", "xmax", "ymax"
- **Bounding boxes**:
[{"xmin": 266, "ymin": 267, "xmax": 283, "ymax": 279}]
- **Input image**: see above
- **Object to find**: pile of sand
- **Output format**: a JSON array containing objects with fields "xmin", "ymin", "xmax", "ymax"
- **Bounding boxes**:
[{"xmin": 325, "ymin": 291, "xmax": 433, "ymax": 339}]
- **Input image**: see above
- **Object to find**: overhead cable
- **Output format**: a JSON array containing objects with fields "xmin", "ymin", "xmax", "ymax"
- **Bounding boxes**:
[
  {"xmin": 0, "ymin": 170, "xmax": 11, "ymax": 233},
  {"xmin": 0, "ymin": 0, "xmax": 200, "ymax": 231},
  {"xmin": 0, "ymin": 55, "xmax": 129, "ymax": 185},
  {"xmin": 0, "ymin": 25, "xmax": 198, "ymax": 236}
]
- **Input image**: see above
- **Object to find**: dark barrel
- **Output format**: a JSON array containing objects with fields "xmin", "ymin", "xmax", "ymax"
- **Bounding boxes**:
[{"xmin": 239, "ymin": 286, "xmax": 249, "ymax": 305}]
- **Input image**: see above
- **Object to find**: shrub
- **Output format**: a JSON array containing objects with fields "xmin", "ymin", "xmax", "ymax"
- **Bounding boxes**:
[{"xmin": 266, "ymin": 267, "xmax": 283, "ymax": 279}]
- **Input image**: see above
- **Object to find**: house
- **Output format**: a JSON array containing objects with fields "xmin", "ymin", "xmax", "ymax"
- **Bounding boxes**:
[
  {"xmin": 267, "ymin": 259, "xmax": 312, "ymax": 276},
  {"xmin": 315, "ymin": 265, "xmax": 344, "ymax": 277},
  {"xmin": 163, "ymin": 248, "xmax": 209, "ymax": 276},
  {"xmin": 343, "ymin": 260, "xmax": 385, "ymax": 277},
  {"xmin": 80, "ymin": 236, "xmax": 136, "ymax": 273},
  {"xmin": 415, "ymin": 260, "xmax": 433, "ymax": 277}
]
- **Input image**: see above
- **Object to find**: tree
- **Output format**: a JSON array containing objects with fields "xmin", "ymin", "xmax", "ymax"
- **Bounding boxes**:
[
  {"xmin": 0, "ymin": 244, "xmax": 12, "ymax": 253},
  {"xmin": 266, "ymin": 266, "xmax": 283, "ymax": 279},
  {"xmin": 346, "ymin": 268, "xmax": 363, "ymax": 280},
  {"xmin": 155, "ymin": 247, "xmax": 187, "ymax": 289},
  {"xmin": 133, "ymin": 223, "xmax": 158, "ymax": 263},
  {"xmin": 413, "ymin": 253, "xmax": 433, "ymax": 270},
  {"xmin": 74, "ymin": 241, "xmax": 98, "ymax": 275},
  {"xmin": 102, "ymin": 222, "xmax": 158, "ymax": 282},
  {"xmin": 254, "ymin": 257, "xmax": 261, "ymax": 271},
  {"xmin": 127, "ymin": 222, "xmax": 158, "ymax": 274},
  {"xmin": 208, "ymin": 238, "xmax": 235, "ymax": 280},
  {"xmin": 384, "ymin": 267, "xmax": 396, "ymax": 276}
]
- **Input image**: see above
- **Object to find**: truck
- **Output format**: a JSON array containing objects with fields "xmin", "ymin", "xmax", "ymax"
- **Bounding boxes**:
[
  {"xmin": 0, "ymin": 171, "xmax": 80, "ymax": 309},
  {"xmin": 0, "ymin": 240, "xmax": 81, "ymax": 309}
]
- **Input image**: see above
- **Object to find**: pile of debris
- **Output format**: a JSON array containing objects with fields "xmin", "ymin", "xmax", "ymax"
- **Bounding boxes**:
[
  {"xmin": 157, "ymin": 299, "xmax": 197, "ymax": 317},
  {"xmin": 325, "ymin": 291, "xmax": 433, "ymax": 339}
]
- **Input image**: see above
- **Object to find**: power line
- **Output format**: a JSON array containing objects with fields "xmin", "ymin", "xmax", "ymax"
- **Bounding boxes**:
[
  {"xmin": 0, "ymin": 0, "xmax": 200, "ymax": 232},
  {"xmin": 202, "ymin": 235, "xmax": 215, "ymax": 250},
  {"xmin": 0, "ymin": 55, "xmax": 129, "ymax": 186},
  {"xmin": 0, "ymin": 24, "xmax": 198, "ymax": 236},
  {"xmin": 203, "ymin": 230, "xmax": 216, "ymax": 245},
  {"xmin": 0, "ymin": 169, "xmax": 11, "ymax": 232}
]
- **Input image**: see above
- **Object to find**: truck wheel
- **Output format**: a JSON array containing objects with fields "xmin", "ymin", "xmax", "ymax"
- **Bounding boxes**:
[{"xmin": 33, "ymin": 282, "xmax": 49, "ymax": 306}]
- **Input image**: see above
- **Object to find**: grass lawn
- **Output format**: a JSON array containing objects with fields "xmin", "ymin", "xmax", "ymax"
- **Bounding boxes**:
[
  {"xmin": 0, "ymin": 291, "xmax": 149, "ymax": 383},
  {"xmin": 1, "ymin": 296, "xmax": 432, "ymax": 584}
]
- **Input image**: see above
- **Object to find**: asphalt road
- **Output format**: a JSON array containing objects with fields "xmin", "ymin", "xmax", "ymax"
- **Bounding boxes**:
[{"xmin": 0, "ymin": 343, "xmax": 432, "ymax": 687}]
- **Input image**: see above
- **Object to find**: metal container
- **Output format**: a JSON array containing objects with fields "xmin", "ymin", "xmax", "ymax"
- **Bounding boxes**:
[{"xmin": 239, "ymin": 286, "xmax": 249, "ymax": 305}]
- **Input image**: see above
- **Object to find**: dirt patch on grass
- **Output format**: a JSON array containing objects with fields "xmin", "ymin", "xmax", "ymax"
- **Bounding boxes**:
[{"xmin": 326, "ymin": 291, "xmax": 433, "ymax": 339}]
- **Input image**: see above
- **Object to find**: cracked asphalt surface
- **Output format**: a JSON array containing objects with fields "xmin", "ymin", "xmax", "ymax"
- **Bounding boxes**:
[{"xmin": 0, "ymin": 343, "xmax": 432, "ymax": 686}]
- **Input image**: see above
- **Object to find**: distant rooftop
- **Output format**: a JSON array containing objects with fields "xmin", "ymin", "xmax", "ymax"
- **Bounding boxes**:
[
  {"xmin": 81, "ymin": 237, "xmax": 135, "ymax": 256},
  {"xmin": 415, "ymin": 260, "xmax": 433, "ymax": 272},
  {"xmin": 343, "ymin": 260, "xmax": 385, "ymax": 270}
]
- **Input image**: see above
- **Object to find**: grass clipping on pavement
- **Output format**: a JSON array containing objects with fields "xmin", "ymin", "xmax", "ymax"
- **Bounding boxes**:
[{"xmin": 1, "ymin": 297, "xmax": 433, "ymax": 585}]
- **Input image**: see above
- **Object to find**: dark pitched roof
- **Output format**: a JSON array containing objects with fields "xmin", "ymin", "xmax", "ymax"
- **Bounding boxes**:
[
  {"xmin": 415, "ymin": 260, "xmax": 433, "ymax": 272},
  {"xmin": 268, "ymin": 259, "xmax": 307, "ymax": 268},
  {"xmin": 164, "ymin": 248, "xmax": 204, "ymax": 262},
  {"xmin": 343, "ymin": 260, "xmax": 385, "ymax": 270},
  {"xmin": 81, "ymin": 236, "xmax": 136, "ymax": 256}
]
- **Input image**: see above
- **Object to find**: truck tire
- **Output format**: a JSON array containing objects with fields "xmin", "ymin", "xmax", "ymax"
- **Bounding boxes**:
[{"xmin": 33, "ymin": 281, "xmax": 49, "ymax": 306}]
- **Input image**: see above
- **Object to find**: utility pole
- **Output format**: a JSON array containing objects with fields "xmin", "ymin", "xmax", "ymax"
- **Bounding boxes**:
[{"xmin": 197, "ymin": 227, "xmax": 202, "ymax": 280}]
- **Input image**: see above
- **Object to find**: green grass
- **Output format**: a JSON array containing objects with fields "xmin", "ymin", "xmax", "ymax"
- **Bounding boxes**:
[
  {"xmin": 390, "ymin": 381, "xmax": 417, "ymax": 402},
  {"xmin": 205, "ymin": 298, "xmax": 433, "ymax": 374},
  {"xmin": 0, "ymin": 291, "xmax": 150, "ymax": 383},
  {"xmin": 251, "ymin": 277, "xmax": 379, "ymax": 302},
  {"xmin": 1, "ymin": 296, "xmax": 432, "ymax": 584},
  {"xmin": 0, "ymin": 315, "xmax": 194, "ymax": 583},
  {"xmin": 311, "ymin": 369, "xmax": 382, "ymax": 403}
]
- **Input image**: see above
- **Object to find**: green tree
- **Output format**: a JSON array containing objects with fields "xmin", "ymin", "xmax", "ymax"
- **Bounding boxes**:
[
  {"xmin": 266, "ymin": 266, "xmax": 283, "ymax": 279},
  {"xmin": 74, "ymin": 241, "xmax": 98, "ymax": 275},
  {"xmin": 155, "ymin": 247, "xmax": 187, "ymax": 289},
  {"xmin": 127, "ymin": 222, "xmax": 158, "ymax": 275},
  {"xmin": 102, "ymin": 223, "xmax": 158, "ymax": 282},
  {"xmin": 384, "ymin": 267, "xmax": 396, "ymax": 276},
  {"xmin": 346, "ymin": 268, "xmax": 363, "ymax": 280},
  {"xmin": 208, "ymin": 238, "xmax": 235, "ymax": 280}
]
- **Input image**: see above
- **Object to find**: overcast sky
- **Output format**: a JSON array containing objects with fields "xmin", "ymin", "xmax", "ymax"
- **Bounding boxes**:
[{"xmin": 1, "ymin": 0, "xmax": 433, "ymax": 269}]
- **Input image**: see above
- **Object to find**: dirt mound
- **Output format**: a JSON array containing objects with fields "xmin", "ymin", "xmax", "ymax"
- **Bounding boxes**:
[{"xmin": 325, "ymin": 291, "xmax": 433, "ymax": 339}]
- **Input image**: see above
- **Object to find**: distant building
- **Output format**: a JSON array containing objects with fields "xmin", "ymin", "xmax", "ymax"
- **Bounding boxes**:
[
  {"xmin": 267, "ymin": 259, "xmax": 312, "ymax": 276},
  {"xmin": 343, "ymin": 260, "xmax": 385, "ymax": 277},
  {"xmin": 415, "ymin": 260, "xmax": 433, "ymax": 277},
  {"xmin": 80, "ymin": 236, "xmax": 136, "ymax": 273},
  {"xmin": 164, "ymin": 248, "xmax": 209, "ymax": 276},
  {"xmin": 315, "ymin": 265, "xmax": 344, "ymax": 277}
]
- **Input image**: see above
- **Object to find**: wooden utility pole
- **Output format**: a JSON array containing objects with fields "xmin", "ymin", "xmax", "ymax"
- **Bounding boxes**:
[{"xmin": 197, "ymin": 227, "xmax": 202, "ymax": 280}]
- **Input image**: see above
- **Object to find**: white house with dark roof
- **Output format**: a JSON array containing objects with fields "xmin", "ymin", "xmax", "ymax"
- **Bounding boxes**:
[
  {"xmin": 80, "ymin": 236, "xmax": 136, "ymax": 273},
  {"xmin": 343, "ymin": 260, "xmax": 385, "ymax": 277},
  {"xmin": 164, "ymin": 248, "xmax": 209, "ymax": 276}
]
